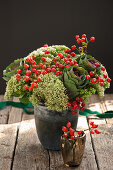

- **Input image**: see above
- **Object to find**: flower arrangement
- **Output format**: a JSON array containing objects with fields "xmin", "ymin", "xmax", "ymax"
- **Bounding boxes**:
[{"xmin": 3, "ymin": 34, "xmax": 111, "ymax": 114}]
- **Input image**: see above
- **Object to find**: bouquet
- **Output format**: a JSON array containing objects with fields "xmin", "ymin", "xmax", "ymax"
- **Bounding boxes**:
[{"xmin": 3, "ymin": 34, "xmax": 111, "ymax": 114}]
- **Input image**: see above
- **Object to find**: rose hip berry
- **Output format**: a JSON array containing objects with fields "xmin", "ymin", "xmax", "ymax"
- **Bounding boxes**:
[
  {"xmin": 62, "ymin": 126, "xmax": 67, "ymax": 132},
  {"xmin": 66, "ymin": 122, "xmax": 71, "ymax": 128},
  {"xmin": 71, "ymin": 45, "xmax": 76, "ymax": 50},
  {"xmin": 24, "ymin": 64, "xmax": 29, "ymax": 69},
  {"xmin": 90, "ymin": 37, "xmax": 95, "ymax": 42}
]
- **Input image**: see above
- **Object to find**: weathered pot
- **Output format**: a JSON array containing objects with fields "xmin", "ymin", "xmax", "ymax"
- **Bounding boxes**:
[
  {"xmin": 61, "ymin": 132, "xmax": 86, "ymax": 166},
  {"xmin": 34, "ymin": 103, "xmax": 78, "ymax": 150}
]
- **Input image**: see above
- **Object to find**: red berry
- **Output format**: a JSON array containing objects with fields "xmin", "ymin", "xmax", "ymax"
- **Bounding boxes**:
[
  {"xmin": 80, "ymin": 107, "xmax": 85, "ymax": 111},
  {"xmin": 68, "ymin": 58, "xmax": 72, "ymax": 62},
  {"xmin": 42, "ymin": 71, "xmax": 47, "ymax": 75},
  {"xmin": 32, "ymin": 68, "xmax": 36, "ymax": 72},
  {"xmin": 37, "ymin": 77, "xmax": 42, "ymax": 82},
  {"xmin": 107, "ymin": 77, "xmax": 111, "ymax": 83},
  {"xmin": 39, "ymin": 63, "xmax": 43, "ymax": 68},
  {"xmin": 90, "ymin": 130, "xmax": 94, "ymax": 134},
  {"xmin": 36, "ymin": 71, "xmax": 40, "ymax": 76},
  {"xmin": 78, "ymin": 130, "xmax": 83, "ymax": 135},
  {"xmin": 90, "ymin": 71, "xmax": 95, "ymax": 76},
  {"xmin": 58, "ymin": 64, "xmax": 64, "ymax": 69},
  {"xmin": 51, "ymin": 65, "xmax": 56, "ymax": 69},
  {"xmin": 95, "ymin": 63, "xmax": 100, "ymax": 67},
  {"xmin": 81, "ymin": 38, "xmax": 86, "ymax": 42},
  {"xmin": 58, "ymin": 53, "xmax": 64, "ymax": 59},
  {"xmin": 70, "ymin": 129, "xmax": 74, "ymax": 136},
  {"xmin": 95, "ymin": 129, "xmax": 100, "ymax": 134},
  {"xmin": 64, "ymin": 58, "xmax": 68, "ymax": 62},
  {"xmin": 41, "ymin": 57, "xmax": 46, "ymax": 62},
  {"xmin": 67, "ymin": 103, "xmax": 71, "ymax": 107},
  {"xmin": 51, "ymin": 68, "xmax": 56, "ymax": 72},
  {"xmin": 53, "ymin": 57, "xmax": 57, "ymax": 61},
  {"xmin": 66, "ymin": 122, "xmax": 71, "ymax": 128},
  {"xmin": 62, "ymin": 126, "xmax": 67, "ymax": 132},
  {"xmin": 65, "ymin": 66, "xmax": 69, "ymax": 69},
  {"xmin": 103, "ymin": 74, "xmax": 107, "ymax": 78},
  {"xmin": 76, "ymin": 35, "xmax": 79, "ymax": 39},
  {"xmin": 76, "ymin": 97, "xmax": 79, "ymax": 102},
  {"xmin": 17, "ymin": 77, "xmax": 20, "ymax": 81},
  {"xmin": 55, "ymin": 71, "xmax": 60, "ymax": 75},
  {"xmin": 59, "ymin": 71, "xmax": 62, "ymax": 75},
  {"xmin": 90, "ymin": 37, "xmax": 95, "ymax": 42},
  {"xmin": 16, "ymin": 74, "xmax": 20, "ymax": 78},
  {"xmin": 82, "ymin": 34, "xmax": 86, "ymax": 38},
  {"xmin": 42, "ymin": 65, "xmax": 46, "ymax": 70},
  {"xmin": 24, "ymin": 64, "xmax": 29, "ymax": 69},
  {"xmin": 24, "ymin": 85, "xmax": 28, "ymax": 90},
  {"xmin": 55, "ymin": 62, "xmax": 59, "ymax": 66},
  {"xmin": 43, "ymin": 44, "xmax": 48, "ymax": 47},
  {"xmin": 28, "ymin": 86, "xmax": 33, "ymax": 92},
  {"xmin": 26, "ymin": 70, "xmax": 31, "ymax": 76},
  {"xmin": 24, "ymin": 76, "xmax": 29, "ymax": 81},
  {"xmin": 67, "ymin": 54, "xmax": 70, "ymax": 58},
  {"xmin": 72, "ymin": 45, "xmax": 76, "ymax": 50},
  {"xmin": 63, "ymin": 133, "xmax": 68, "ymax": 138},
  {"xmin": 70, "ymin": 61, "xmax": 74, "ymax": 66},
  {"xmin": 32, "ymin": 55, "xmax": 36, "ymax": 59},
  {"xmin": 91, "ymin": 124, "xmax": 98, "ymax": 128},
  {"xmin": 98, "ymin": 77, "xmax": 103, "ymax": 82},
  {"xmin": 86, "ymin": 75, "xmax": 91, "ymax": 80},
  {"xmin": 74, "ymin": 60, "xmax": 77, "ymax": 64},
  {"xmin": 72, "ymin": 111, "xmax": 77, "ymax": 115},
  {"xmin": 45, "ymin": 50, "xmax": 49, "ymax": 54},
  {"xmin": 31, "ymin": 82, "xmax": 37, "ymax": 88},
  {"xmin": 17, "ymin": 69, "xmax": 21, "ymax": 74},
  {"xmin": 82, "ymin": 103, "xmax": 85, "ymax": 107},
  {"xmin": 32, "ymin": 65, "xmax": 37, "ymax": 69},
  {"xmin": 101, "ymin": 66, "xmax": 105, "ymax": 71},
  {"xmin": 100, "ymin": 82, "xmax": 104, "ymax": 86},
  {"xmin": 90, "ymin": 122, "xmax": 94, "ymax": 126},
  {"xmin": 71, "ymin": 136, "xmax": 75, "ymax": 140},
  {"xmin": 92, "ymin": 78, "xmax": 97, "ymax": 84},
  {"xmin": 70, "ymin": 52, "xmax": 75, "ymax": 57},
  {"xmin": 77, "ymin": 38, "xmax": 81, "ymax": 44},
  {"xmin": 73, "ymin": 104, "xmax": 78, "ymax": 109}
]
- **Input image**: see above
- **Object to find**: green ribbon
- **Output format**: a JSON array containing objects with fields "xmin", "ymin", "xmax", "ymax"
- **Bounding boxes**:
[{"xmin": 0, "ymin": 101, "xmax": 113, "ymax": 118}]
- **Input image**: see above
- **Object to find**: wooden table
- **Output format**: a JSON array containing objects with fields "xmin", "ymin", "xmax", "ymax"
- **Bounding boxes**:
[{"xmin": 0, "ymin": 94, "xmax": 113, "ymax": 170}]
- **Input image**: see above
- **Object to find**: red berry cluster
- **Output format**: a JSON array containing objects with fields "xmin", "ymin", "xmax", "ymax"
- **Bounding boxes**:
[
  {"xmin": 89, "ymin": 122, "xmax": 100, "ymax": 134},
  {"xmin": 86, "ymin": 65, "xmax": 111, "ymax": 86},
  {"xmin": 67, "ymin": 97, "xmax": 85, "ymax": 115},
  {"xmin": 75, "ymin": 34, "xmax": 95, "ymax": 44},
  {"xmin": 62, "ymin": 121, "xmax": 100, "ymax": 140}
]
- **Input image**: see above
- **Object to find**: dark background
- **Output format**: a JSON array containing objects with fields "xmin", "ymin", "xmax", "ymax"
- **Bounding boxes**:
[{"xmin": 0, "ymin": 0, "xmax": 113, "ymax": 94}]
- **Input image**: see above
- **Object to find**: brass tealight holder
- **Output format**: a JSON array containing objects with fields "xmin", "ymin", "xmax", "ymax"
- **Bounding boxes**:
[{"xmin": 61, "ymin": 131, "xmax": 86, "ymax": 167}]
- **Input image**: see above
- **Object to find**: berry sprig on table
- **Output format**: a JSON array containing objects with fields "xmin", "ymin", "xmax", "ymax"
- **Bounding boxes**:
[{"xmin": 62, "ymin": 121, "xmax": 100, "ymax": 140}]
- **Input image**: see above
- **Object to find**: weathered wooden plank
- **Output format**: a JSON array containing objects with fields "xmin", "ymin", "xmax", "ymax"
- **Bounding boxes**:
[
  {"xmin": 49, "ymin": 116, "xmax": 98, "ymax": 170},
  {"xmin": 104, "ymin": 94, "xmax": 113, "ymax": 124},
  {"xmin": 88, "ymin": 94, "xmax": 113, "ymax": 170},
  {"xmin": 8, "ymin": 97, "xmax": 23, "ymax": 124},
  {"xmin": 0, "ymin": 123, "xmax": 18, "ymax": 170},
  {"xmin": 0, "ymin": 95, "xmax": 12, "ymax": 124},
  {"xmin": 13, "ymin": 119, "xmax": 49, "ymax": 170},
  {"xmin": 22, "ymin": 112, "xmax": 34, "ymax": 121}
]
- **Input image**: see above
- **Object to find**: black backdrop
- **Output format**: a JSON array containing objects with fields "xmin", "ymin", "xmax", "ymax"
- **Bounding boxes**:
[{"xmin": 0, "ymin": 0, "xmax": 113, "ymax": 94}]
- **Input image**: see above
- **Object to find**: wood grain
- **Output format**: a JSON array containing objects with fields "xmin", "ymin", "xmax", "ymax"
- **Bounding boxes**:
[
  {"xmin": 12, "ymin": 119, "xmax": 49, "ymax": 170},
  {"xmin": 8, "ymin": 97, "xmax": 23, "ymax": 124},
  {"xmin": 0, "ymin": 95, "xmax": 12, "ymax": 124},
  {"xmin": 0, "ymin": 123, "xmax": 18, "ymax": 170},
  {"xmin": 88, "ymin": 94, "xmax": 113, "ymax": 170}
]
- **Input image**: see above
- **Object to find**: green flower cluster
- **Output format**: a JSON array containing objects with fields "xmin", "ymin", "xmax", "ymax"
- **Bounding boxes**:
[
  {"xmin": 29, "ymin": 73, "xmax": 68, "ymax": 112},
  {"xmin": 80, "ymin": 87, "xmax": 96, "ymax": 102}
]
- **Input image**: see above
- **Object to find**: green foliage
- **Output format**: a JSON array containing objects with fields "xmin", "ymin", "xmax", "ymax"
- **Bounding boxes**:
[{"xmin": 80, "ymin": 87, "xmax": 96, "ymax": 101}]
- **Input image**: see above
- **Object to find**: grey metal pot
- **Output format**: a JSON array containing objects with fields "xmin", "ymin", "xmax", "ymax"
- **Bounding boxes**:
[{"xmin": 34, "ymin": 103, "xmax": 78, "ymax": 150}]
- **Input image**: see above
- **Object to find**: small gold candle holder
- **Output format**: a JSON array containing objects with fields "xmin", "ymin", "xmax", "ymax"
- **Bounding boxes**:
[{"xmin": 61, "ymin": 132, "xmax": 86, "ymax": 167}]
